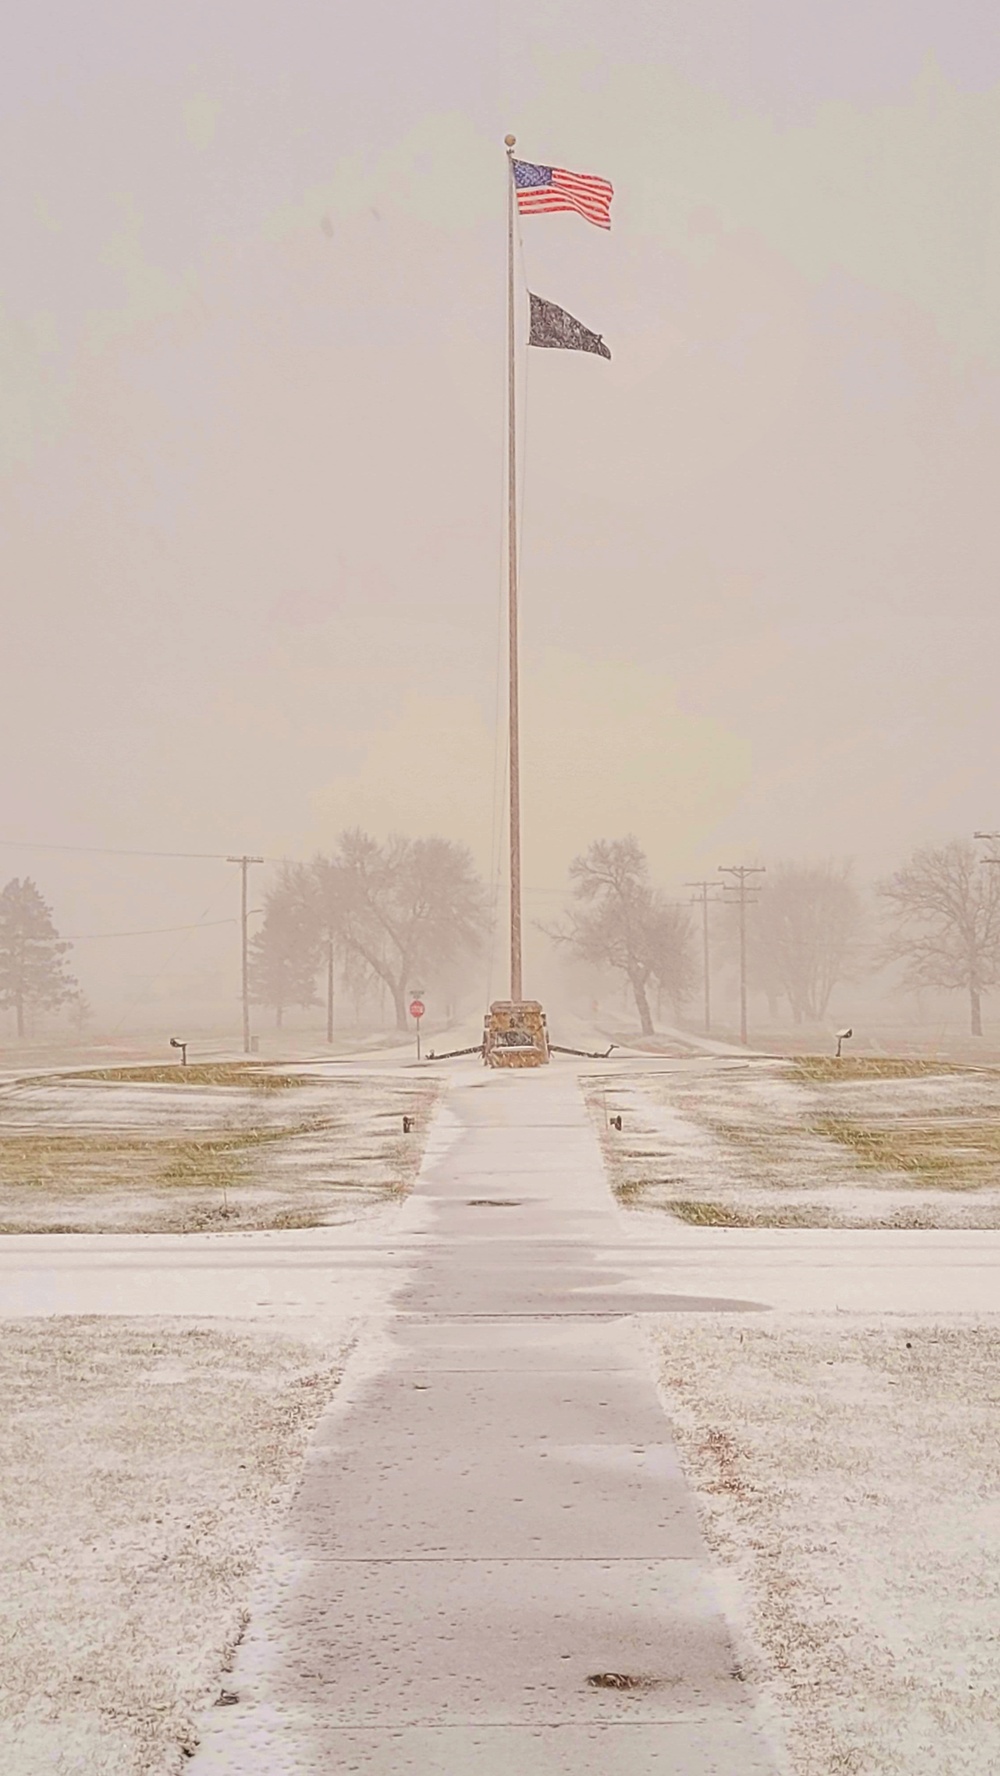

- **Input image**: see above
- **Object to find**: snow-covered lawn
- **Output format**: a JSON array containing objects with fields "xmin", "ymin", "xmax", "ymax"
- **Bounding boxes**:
[
  {"xmin": 591, "ymin": 1059, "xmax": 1000, "ymax": 1227},
  {"xmin": 0, "ymin": 1316, "xmax": 353, "ymax": 1776},
  {"xmin": 0, "ymin": 1068, "xmax": 441, "ymax": 1233},
  {"xmin": 648, "ymin": 1314, "xmax": 1000, "ymax": 1776}
]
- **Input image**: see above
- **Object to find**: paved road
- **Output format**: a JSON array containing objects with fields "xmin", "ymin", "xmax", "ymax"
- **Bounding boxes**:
[{"xmin": 190, "ymin": 1067, "xmax": 776, "ymax": 1774}]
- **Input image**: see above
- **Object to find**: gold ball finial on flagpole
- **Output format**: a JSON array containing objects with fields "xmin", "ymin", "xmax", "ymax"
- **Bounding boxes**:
[{"xmin": 504, "ymin": 134, "xmax": 516, "ymax": 148}]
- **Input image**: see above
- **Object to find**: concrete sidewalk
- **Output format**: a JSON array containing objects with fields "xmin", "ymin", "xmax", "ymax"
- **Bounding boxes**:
[{"xmin": 191, "ymin": 1067, "xmax": 776, "ymax": 1774}]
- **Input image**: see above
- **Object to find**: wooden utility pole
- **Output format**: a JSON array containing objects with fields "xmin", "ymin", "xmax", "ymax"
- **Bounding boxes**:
[
  {"xmin": 504, "ymin": 133, "xmax": 523, "ymax": 1004},
  {"xmin": 685, "ymin": 880, "xmax": 723, "ymax": 1035},
  {"xmin": 326, "ymin": 930, "xmax": 335, "ymax": 1045},
  {"xmin": 227, "ymin": 854, "xmax": 263, "ymax": 1053},
  {"xmin": 718, "ymin": 864, "xmax": 765, "ymax": 1045}
]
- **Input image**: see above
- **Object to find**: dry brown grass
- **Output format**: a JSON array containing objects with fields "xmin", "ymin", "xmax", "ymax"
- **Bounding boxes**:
[
  {"xmin": 664, "ymin": 1197, "xmax": 893, "ymax": 1228},
  {"xmin": 791, "ymin": 1056, "xmax": 977, "ymax": 1083},
  {"xmin": 813, "ymin": 1115, "xmax": 1000, "ymax": 1185},
  {"xmin": 56, "ymin": 1063, "xmax": 307, "ymax": 1089},
  {"xmin": 610, "ymin": 1177, "xmax": 652, "ymax": 1205},
  {"xmin": 0, "ymin": 1121, "xmax": 331, "ymax": 1197},
  {"xmin": 665, "ymin": 1198, "xmax": 751, "ymax": 1226}
]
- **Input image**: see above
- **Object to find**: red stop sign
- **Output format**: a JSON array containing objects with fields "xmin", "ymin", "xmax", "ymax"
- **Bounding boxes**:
[{"xmin": 409, "ymin": 999, "xmax": 425, "ymax": 1020}]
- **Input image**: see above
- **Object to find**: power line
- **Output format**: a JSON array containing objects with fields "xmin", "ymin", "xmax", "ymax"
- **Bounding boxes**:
[
  {"xmin": 105, "ymin": 901, "xmax": 232, "ymax": 1037},
  {"xmin": 0, "ymin": 838, "xmax": 290, "ymax": 865},
  {"xmin": 0, "ymin": 838, "xmax": 570, "ymax": 890},
  {"xmin": 0, "ymin": 839, "xmax": 236, "ymax": 861},
  {"xmin": 64, "ymin": 918, "xmax": 237, "ymax": 940}
]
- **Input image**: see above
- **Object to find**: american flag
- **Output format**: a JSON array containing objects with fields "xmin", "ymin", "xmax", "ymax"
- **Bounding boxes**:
[{"xmin": 513, "ymin": 159, "xmax": 614, "ymax": 230}]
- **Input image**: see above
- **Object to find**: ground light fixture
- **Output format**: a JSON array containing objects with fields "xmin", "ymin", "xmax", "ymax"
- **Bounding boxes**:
[
  {"xmin": 835, "ymin": 1028, "xmax": 853, "ymax": 1059},
  {"xmin": 169, "ymin": 1037, "xmax": 188, "ymax": 1066}
]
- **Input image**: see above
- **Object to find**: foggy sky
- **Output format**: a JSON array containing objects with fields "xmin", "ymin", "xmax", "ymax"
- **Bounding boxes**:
[{"xmin": 3, "ymin": 1, "xmax": 1000, "ymax": 1012}]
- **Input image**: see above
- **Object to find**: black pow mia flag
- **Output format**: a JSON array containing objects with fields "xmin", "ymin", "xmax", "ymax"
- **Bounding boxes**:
[{"xmin": 528, "ymin": 293, "xmax": 611, "ymax": 359}]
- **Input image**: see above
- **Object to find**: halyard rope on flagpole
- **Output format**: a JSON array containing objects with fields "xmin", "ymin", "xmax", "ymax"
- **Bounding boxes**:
[
  {"xmin": 485, "ymin": 152, "xmax": 529, "ymax": 1015},
  {"xmin": 504, "ymin": 133, "xmax": 524, "ymax": 1005}
]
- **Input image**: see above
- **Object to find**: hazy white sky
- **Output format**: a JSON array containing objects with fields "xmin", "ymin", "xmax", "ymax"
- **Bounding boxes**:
[{"xmin": 3, "ymin": 1, "xmax": 1000, "ymax": 1007}]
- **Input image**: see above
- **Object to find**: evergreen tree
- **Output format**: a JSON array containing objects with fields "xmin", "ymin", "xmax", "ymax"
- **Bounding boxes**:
[
  {"xmin": 0, "ymin": 878, "xmax": 78, "ymax": 1038},
  {"xmin": 249, "ymin": 864, "xmax": 322, "ymax": 1028}
]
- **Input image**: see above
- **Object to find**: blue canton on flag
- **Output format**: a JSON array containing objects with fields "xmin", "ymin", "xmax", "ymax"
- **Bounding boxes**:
[{"xmin": 514, "ymin": 160, "xmax": 554, "ymax": 190}]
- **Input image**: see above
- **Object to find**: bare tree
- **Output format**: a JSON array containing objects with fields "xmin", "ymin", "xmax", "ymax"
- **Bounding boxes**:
[
  {"xmin": 0, "ymin": 878, "xmax": 77, "ymax": 1038},
  {"xmin": 249, "ymin": 864, "xmax": 322, "ymax": 1028},
  {"xmin": 550, "ymin": 837, "xmax": 694, "ymax": 1036},
  {"xmin": 326, "ymin": 830, "xmax": 488, "ymax": 1031},
  {"xmin": 878, "ymin": 840, "xmax": 1000, "ymax": 1036},
  {"xmin": 311, "ymin": 854, "xmax": 350, "ymax": 1042},
  {"xmin": 69, "ymin": 991, "xmax": 92, "ymax": 1037},
  {"xmin": 748, "ymin": 861, "xmax": 863, "ymax": 1025}
]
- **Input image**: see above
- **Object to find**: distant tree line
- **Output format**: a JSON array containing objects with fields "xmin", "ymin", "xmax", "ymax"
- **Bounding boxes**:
[
  {"xmin": 9, "ymin": 832, "xmax": 991, "ymax": 1048},
  {"xmin": 546, "ymin": 835, "xmax": 1000, "ymax": 1039},
  {"xmin": 244, "ymin": 829, "xmax": 1000, "ymax": 1041}
]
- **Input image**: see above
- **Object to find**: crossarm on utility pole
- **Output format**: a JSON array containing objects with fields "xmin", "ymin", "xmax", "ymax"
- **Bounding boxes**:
[
  {"xmin": 718, "ymin": 865, "xmax": 765, "ymax": 1046},
  {"xmin": 685, "ymin": 880, "xmax": 724, "ymax": 1035}
]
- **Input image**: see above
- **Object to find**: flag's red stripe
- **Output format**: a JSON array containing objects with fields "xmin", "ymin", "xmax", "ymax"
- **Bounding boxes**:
[
  {"xmin": 516, "ymin": 181, "xmax": 612, "ymax": 227},
  {"xmin": 551, "ymin": 181, "xmax": 609, "ymax": 202},
  {"xmin": 565, "ymin": 195, "xmax": 612, "ymax": 217},
  {"xmin": 552, "ymin": 168, "xmax": 614, "ymax": 196},
  {"xmin": 517, "ymin": 199, "xmax": 611, "ymax": 227}
]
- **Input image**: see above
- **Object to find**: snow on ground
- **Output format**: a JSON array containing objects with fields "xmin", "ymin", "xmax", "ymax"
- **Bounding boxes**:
[
  {"xmin": 0, "ymin": 1067, "xmax": 441, "ymax": 1233},
  {"xmin": 0, "ymin": 1070, "xmax": 451, "ymax": 1772},
  {"xmin": 646, "ymin": 1313, "xmax": 1000, "ymax": 1776},
  {"xmin": 590, "ymin": 1059, "xmax": 1000, "ymax": 1227},
  {"xmin": 0, "ymin": 1315, "xmax": 356, "ymax": 1776},
  {"xmin": 588, "ymin": 1061, "xmax": 1000, "ymax": 1770},
  {"xmin": 6, "ymin": 1057, "xmax": 1000, "ymax": 1776}
]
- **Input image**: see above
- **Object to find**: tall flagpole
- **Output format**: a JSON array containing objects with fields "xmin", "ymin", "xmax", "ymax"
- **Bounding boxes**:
[{"xmin": 504, "ymin": 134, "xmax": 523, "ymax": 1004}]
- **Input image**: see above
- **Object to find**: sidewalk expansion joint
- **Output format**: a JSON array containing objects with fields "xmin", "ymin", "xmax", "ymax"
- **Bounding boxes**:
[
  {"xmin": 292, "ymin": 1714, "xmax": 743, "ymax": 1730},
  {"xmin": 284, "ymin": 1555, "xmax": 705, "ymax": 1565}
]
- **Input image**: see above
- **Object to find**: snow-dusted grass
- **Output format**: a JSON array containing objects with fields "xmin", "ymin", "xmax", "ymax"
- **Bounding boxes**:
[
  {"xmin": 0, "ymin": 1071, "xmax": 441, "ymax": 1233},
  {"xmin": 62, "ymin": 1063, "xmax": 310, "ymax": 1089},
  {"xmin": 790, "ymin": 1057, "xmax": 975, "ymax": 1083},
  {"xmin": 590, "ymin": 1061, "xmax": 1000, "ymax": 1227},
  {"xmin": 0, "ymin": 1316, "xmax": 352, "ymax": 1776},
  {"xmin": 648, "ymin": 1314, "xmax": 1000, "ymax": 1776}
]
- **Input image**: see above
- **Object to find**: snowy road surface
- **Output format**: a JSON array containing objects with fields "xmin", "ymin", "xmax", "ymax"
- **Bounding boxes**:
[{"xmin": 2, "ymin": 1208, "xmax": 999, "ymax": 1321}]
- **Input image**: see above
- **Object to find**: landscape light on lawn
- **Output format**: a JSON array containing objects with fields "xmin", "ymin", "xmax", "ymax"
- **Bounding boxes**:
[
  {"xmin": 835, "ymin": 1028, "xmax": 853, "ymax": 1059},
  {"xmin": 169, "ymin": 1037, "xmax": 188, "ymax": 1066}
]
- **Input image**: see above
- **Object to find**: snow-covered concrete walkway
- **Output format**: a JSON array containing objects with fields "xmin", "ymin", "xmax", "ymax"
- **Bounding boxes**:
[{"xmin": 189, "ymin": 1067, "xmax": 775, "ymax": 1775}]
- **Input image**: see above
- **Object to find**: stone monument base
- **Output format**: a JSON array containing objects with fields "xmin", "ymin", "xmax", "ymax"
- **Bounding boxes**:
[{"xmin": 483, "ymin": 1000, "xmax": 550, "ymax": 1068}]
